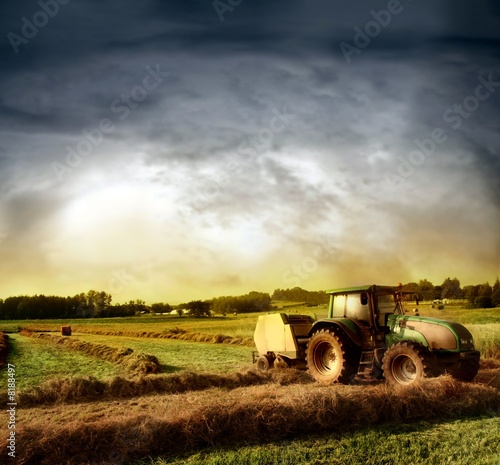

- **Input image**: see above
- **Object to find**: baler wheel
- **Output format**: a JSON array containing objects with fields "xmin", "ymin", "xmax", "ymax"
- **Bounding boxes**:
[{"xmin": 256, "ymin": 354, "xmax": 274, "ymax": 373}]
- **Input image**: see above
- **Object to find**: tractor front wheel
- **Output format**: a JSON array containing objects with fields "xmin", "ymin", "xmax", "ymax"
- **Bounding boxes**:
[
  {"xmin": 306, "ymin": 329, "xmax": 357, "ymax": 384},
  {"xmin": 382, "ymin": 342, "xmax": 435, "ymax": 386}
]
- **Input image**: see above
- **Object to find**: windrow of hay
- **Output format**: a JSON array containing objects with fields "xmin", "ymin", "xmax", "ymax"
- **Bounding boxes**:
[
  {"xmin": 9, "ymin": 376, "xmax": 500, "ymax": 465},
  {"xmin": 22, "ymin": 325, "xmax": 255, "ymax": 346},
  {"xmin": 11, "ymin": 368, "xmax": 314, "ymax": 407},
  {"xmin": 74, "ymin": 326, "xmax": 256, "ymax": 346},
  {"xmin": 0, "ymin": 332, "xmax": 8, "ymax": 365},
  {"xmin": 20, "ymin": 330, "xmax": 161, "ymax": 375}
]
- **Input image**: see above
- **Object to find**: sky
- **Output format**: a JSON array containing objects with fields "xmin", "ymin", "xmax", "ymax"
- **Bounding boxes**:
[{"xmin": 0, "ymin": 0, "xmax": 499, "ymax": 304}]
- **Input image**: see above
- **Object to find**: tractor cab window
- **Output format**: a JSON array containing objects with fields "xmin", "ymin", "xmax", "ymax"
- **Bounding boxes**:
[
  {"xmin": 332, "ymin": 293, "xmax": 371, "ymax": 323},
  {"xmin": 332, "ymin": 295, "xmax": 346, "ymax": 317},
  {"xmin": 376, "ymin": 293, "xmax": 396, "ymax": 326}
]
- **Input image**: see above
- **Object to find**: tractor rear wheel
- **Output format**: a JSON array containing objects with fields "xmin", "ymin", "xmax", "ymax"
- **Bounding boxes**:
[
  {"xmin": 306, "ymin": 329, "xmax": 357, "ymax": 384},
  {"xmin": 382, "ymin": 342, "xmax": 435, "ymax": 386}
]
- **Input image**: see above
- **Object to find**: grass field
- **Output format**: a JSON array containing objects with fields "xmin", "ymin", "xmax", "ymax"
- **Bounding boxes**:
[
  {"xmin": 71, "ymin": 333, "xmax": 255, "ymax": 374},
  {"xmin": 0, "ymin": 305, "xmax": 499, "ymax": 464},
  {"xmin": 6, "ymin": 333, "xmax": 126, "ymax": 389},
  {"xmin": 145, "ymin": 416, "xmax": 500, "ymax": 465}
]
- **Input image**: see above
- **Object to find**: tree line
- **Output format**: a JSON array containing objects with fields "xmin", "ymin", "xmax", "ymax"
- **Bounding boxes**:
[
  {"xmin": 401, "ymin": 277, "xmax": 500, "ymax": 308},
  {"xmin": 271, "ymin": 288, "xmax": 329, "ymax": 305},
  {"xmin": 1, "ymin": 277, "xmax": 499, "ymax": 320},
  {"xmin": 0, "ymin": 291, "xmax": 144, "ymax": 320}
]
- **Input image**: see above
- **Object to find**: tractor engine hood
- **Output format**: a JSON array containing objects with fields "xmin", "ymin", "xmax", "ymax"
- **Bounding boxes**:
[{"xmin": 387, "ymin": 315, "xmax": 475, "ymax": 351}]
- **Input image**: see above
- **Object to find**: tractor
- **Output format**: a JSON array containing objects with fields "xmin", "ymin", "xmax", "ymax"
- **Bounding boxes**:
[{"xmin": 253, "ymin": 284, "xmax": 480, "ymax": 385}]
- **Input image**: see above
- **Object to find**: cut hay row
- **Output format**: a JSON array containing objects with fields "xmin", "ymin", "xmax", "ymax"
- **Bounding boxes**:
[
  {"xmin": 9, "ymin": 376, "xmax": 500, "ymax": 465},
  {"xmin": 73, "ymin": 326, "xmax": 257, "ymax": 346},
  {"xmin": 12, "ymin": 368, "xmax": 313, "ymax": 407},
  {"xmin": 22, "ymin": 325, "xmax": 256, "ymax": 346},
  {"xmin": 20, "ymin": 330, "xmax": 161, "ymax": 375},
  {"xmin": 6, "ymin": 360, "xmax": 500, "ymax": 407},
  {"xmin": 0, "ymin": 332, "xmax": 8, "ymax": 365}
]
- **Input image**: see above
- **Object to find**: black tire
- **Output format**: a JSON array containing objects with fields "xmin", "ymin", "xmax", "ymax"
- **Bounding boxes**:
[
  {"xmin": 449, "ymin": 358, "xmax": 480, "ymax": 382},
  {"xmin": 382, "ymin": 342, "xmax": 435, "ymax": 386},
  {"xmin": 256, "ymin": 354, "xmax": 274, "ymax": 373},
  {"xmin": 306, "ymin": 329, "xmax": 358, "ymax": 384}
]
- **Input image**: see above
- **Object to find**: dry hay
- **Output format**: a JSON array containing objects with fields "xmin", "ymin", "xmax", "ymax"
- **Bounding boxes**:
[
  {"xmin": 0, "ymin": 332, "xmax": 8, "ymax": 365},
  {"xmin": 20, "ymin": 330, "xmax": 161, "ymax": 375},
  {"xmin": 22, "ymin": 325, "xmax": 255, "ymax": 346},
  {"xmin": 476, "ymin": 359, "xmax": 500, "ymax": 389},
  {"xmin": 13, "ymin": 368, "xmax": 314, "ymax": 407},
  {"xmin": 8, "ymin": 376, "xmax": 500, "ymax": 465},
  {"xmin": 65, "ymin": 326, "xmax": 256, "ymax": 347}
]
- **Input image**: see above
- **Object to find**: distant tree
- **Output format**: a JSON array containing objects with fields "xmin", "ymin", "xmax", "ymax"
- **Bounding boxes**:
[
  {"xmin": 402, "ymin": 282, "xmax": 419, "ymax": 293},
  {"xmin": 476, "ymin": 282, "xmax": 493, "ymax": 308},
  {"xmin": 432, "ymin": 286, "xmax": 443, "ymax": 300},
  {"xmin": 463, "ymin": 285, "xmax": 480, "ymax": 308},
  {"xmin": 441, "ymin": 277, "xmax": 462, "ymax": 299},
  {"xmin": 463, "ymin": 282, "xmax": 494, "ymax": 309},
  {"xmin": 271, "ymin": 287, "xmax": 329, "ymax": 305},
  {"xmin": 85, "ymin": 290, "xmax": 112, "ymax": 317},
  {"xmin": 2, "ymin": 296, "xmax": 25, "ymax": 319},
  {"xmin": 492, "ymin": 278, "xmax": 500, "ymax": 307},
  {"xmin": 417, "ymin": 279, "xmax": 435, "ymax": 301},
  {"xmin": 151, "ymin": 302, "xmax": 172, "ymax": 314},
  {"xmin": 211, "ymin": 297, "xmax": 233, "ymax": 315},
  {"xmin": 210, "ymin": 292, "xmax": 272, "ymax": 314},
  {"xmin": 186, "ymin": 300, "xmax": 211, "ymax": 317},
  {"xmin": 123, "ymin": 299, "xmax": 147, "ymax": 314}
]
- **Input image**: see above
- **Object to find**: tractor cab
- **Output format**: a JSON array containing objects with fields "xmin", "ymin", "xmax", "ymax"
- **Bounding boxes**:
[{"xmin": 327, "ymin": 284, "xmax": 417, "ymax": 332}]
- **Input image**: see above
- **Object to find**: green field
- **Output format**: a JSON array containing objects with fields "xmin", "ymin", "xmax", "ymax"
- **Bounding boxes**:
[
  {"xmin": 5, "ymin": 333, "xmax": 126, "ymax": 389},
  {"xmin": 146, "ymin": 416, "xmax": 500, "ymax": 465},
  {"xmin": 71, "ymin": 333, "xmax": 255, "ymax": 374}
]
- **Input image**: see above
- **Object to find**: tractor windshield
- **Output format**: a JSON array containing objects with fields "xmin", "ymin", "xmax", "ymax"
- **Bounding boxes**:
[{"xmin": 377, "ymin": 293, "xmax": 396, "ymax": 312}]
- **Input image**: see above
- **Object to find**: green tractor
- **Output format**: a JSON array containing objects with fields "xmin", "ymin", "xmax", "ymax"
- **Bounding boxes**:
[{"xmin": 253, "ymin": 284, "xmax": 480, "ymax": 385}]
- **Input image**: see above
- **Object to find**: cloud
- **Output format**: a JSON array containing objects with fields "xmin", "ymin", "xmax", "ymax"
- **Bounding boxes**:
[{"xmin": 0, "ymin": 1, "xmax": 499, "ymax": 301}]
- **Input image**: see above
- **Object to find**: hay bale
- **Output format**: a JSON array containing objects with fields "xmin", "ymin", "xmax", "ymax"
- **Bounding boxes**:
[{"xmin": 60, "ymin": 326, "xmax": 72, "ymax": 336}]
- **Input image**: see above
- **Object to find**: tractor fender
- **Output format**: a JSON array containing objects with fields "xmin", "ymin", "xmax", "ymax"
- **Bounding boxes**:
[{"xmin": 308, "ymin": 319, "xmax": 363, "ymax": 348}]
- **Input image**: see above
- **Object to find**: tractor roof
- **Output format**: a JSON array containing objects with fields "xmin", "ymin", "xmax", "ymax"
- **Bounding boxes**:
[{"xmin": 326, "ymin": 285, "xmax": 398, "ymax": 295}]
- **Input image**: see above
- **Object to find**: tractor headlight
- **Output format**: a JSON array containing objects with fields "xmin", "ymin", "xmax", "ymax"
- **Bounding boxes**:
[{"xmin": 460, "ymin": 337, "xmax": 474, "ymax": 348}]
